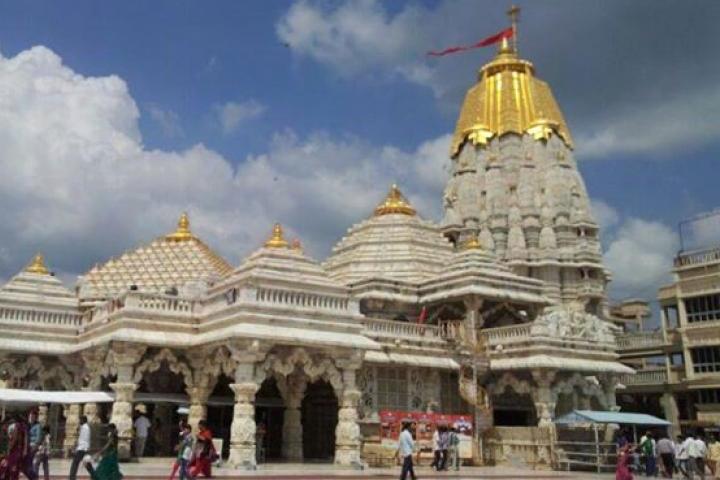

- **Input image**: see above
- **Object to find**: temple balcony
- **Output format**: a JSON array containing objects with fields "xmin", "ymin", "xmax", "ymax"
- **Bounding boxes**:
[
  {"xmin": 361, "ymin": 317, "xmax": 445, "ymax": 345},
  {"xmin": 0, "ymin": 305, "xmax": 83, "ymax": 328},
  {"xmin": 82, "ymin": 291, "xmax": 198, "ymax": 332}
]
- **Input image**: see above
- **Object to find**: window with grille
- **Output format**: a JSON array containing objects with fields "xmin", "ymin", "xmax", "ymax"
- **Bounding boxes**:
[
  {"xmin": 376, "ymin": 367, "xmax": 408, "ymax": 410},
  {"xmin": 685, "ymin": 294, "xmax": 720, "ymax": 323},
  {"xmin": 695, "ymin": 389, "xmax": 720, "ymax": 404},
  {"xmin": 691, "ymin": 346, "xmax": 720, "ymax": 373},
  {"xmin": 440, "ymin": 372, "xmax": 470, "ymax": 414}
]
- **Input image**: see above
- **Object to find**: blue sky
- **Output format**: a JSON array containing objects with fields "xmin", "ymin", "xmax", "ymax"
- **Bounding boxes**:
[{"xmin": 0, "ymin": 0, "xmax": 718, "ymax": 302}]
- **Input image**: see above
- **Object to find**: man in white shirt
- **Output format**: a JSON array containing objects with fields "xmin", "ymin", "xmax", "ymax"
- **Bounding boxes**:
[
  {"xmin": 398, "ymin": 421, "xmax": 417, "ymax": 480},
  {"xmin": 68, "ymin": 415, "xmax": 91, "ymax": 480},
  {"xmin": 691, "ymin": 434, "xmax": 708, "ymax": 480},
  {"xmin": 134, "ymin": 408, "xmax": 151, "ymax": 457}
]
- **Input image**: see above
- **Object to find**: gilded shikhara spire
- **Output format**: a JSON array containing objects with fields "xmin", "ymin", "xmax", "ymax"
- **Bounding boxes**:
[
  {"xmin": 26, "ymin": 253, "xmax": 49, "ymax": 275},
  {"xmin": 374, "ymin": 184, "xmax": 416, "ymax": 217},
  {"xmin": 450, "ymin": 8, "xmax": 572, "ymax": 157},
  {"xmin": 265, "ymin": 223, "xmax": 289, "ymax": 248},
  {"xmin": 166, "ymin": 212, "xmax": 194, "ymax": 242}
]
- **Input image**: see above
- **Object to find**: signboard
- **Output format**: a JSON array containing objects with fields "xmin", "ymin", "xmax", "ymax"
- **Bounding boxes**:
[{"xmin": 378, "ymin": 410, "xmax": 475, "ymax": 458}]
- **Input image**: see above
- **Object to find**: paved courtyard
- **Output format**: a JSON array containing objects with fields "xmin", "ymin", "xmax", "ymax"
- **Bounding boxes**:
[{"xmin": 41, "ymin": 458, "xmax": 618, "ymax": 479}]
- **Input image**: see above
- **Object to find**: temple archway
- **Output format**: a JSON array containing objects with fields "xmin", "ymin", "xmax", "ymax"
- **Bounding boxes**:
[
  {"xmin": 255, "ymin": 377, "xmax": 285, "ymax": 462},
  {"xmin": 302, "ymin": 380, "xmax": 338, "ymax": 461}
]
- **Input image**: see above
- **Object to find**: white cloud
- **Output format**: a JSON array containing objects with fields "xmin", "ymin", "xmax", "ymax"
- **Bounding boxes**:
[
  {"xmin": 0, "ymin": 45, "xmax": 450, "ymax": 280},
  {"xmin": 576, "ymin": 85, "xmax": 720, "ymax": 159},
  {"xmin": 214, "ymin": 100, "xmax": 266, "ymax": 134},
  {"xmin": 147, "ymin": 104, "xmax": 183, "ymax": 138},
  {"xmin": 590, "ymin": 199, "xmax": 620, "ymax": 231},
  {"xmin": 604, "ymin": 218, "xmax": 679, "ymax": 299}
]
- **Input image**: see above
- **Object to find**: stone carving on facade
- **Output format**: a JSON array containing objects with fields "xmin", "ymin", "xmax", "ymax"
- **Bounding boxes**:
[
  {"xmin": 256, "ymin": 347, "xmax": 343, "ymax": 395},
  {"xmin": 459, "ymin": 366, "xmax": 490, "ymax": 410},
  {"xmin": 107, "ymin": 343, "xmax": 146, "ymax": 460},
  {"xmin": 408, "ymin": 368, "xmax": 424, "ymax": 410},
  {"xmin": 550, "ymin": 373, "xmax": 607, "ymax": 412},
  {"xmin": 531, "ymin": 306, "xmax": 616, "ymax": 344},
  {"xmin": 133, "ymin": 348, "xmax": 194, "ymax": 388},
  {"xmin": 356, "ymin": 366, "xmax": 376, "ymax": 420}
]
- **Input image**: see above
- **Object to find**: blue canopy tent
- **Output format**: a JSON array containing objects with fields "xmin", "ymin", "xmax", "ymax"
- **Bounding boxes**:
[{"xmin": 553, "ymin": 411, "xmax": 671, "ymax": 472}]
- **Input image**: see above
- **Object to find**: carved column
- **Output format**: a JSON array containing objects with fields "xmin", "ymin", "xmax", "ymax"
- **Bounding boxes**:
[
  {"xmin": 229, "ymin": 359, "xmax": 259, "ymax": 469},
  {"xmin": 334, "ymin": 359, "xmax": 362, "ymax": 468},
  {"xmin": 109, "ymin": 343, "xmax": 146, "ymax": 460},
  {"xmin": 532, "ymin": 370, "xmax": 557, "ymax": 427},
  {"xmin": 282, "ymin": 373, "xmax": 306, "ymax": 461},
  {"xmin": 62, "ymin": 403, "xmax": 82, "ymax": 457},
  {"xmin": 82, "ymin": 387, "xmax": 101, "ymax": 425},
  {"xmin": 599, "ymin": 373, "xmax": 620, "ymax": 412},
  {"xmin": 187, "ymin": 386, "xmax": 213, "ymax": 433}
]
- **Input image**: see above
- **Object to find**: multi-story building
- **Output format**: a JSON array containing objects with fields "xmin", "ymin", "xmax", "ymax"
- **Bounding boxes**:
[{"xmin": 616, "ymin": 240, "xmax": 720, "ymax": 433}]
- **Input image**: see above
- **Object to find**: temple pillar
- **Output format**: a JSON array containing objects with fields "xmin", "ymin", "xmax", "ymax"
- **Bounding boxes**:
[
  {"xmin": 186, "ymin": 386, "xmax": 212, "ymax": 433},
  {"xmin": 334, "ymin": 361, "xmax": 362, "ymax": 468},
  {"xmin": 83, "ymin": 387, "xmax": 102, "ymax": 425},
  {"xmin": 532, "ymin": 370, "xmax": 556, "ymax": 427},
  {"xmin": 229, "ymin": 361, "xmax": 259, "ymax": 469},
  {"xmin": 599, "ymin": 373, "xmax": 620, "ymax": 412},
  {"xmin": 282, "ymin": 374, "xmax": 306, "ymax": 461},
  {"xmin": 108, "ymin": 343, "xmax": 146, "ymax": 460},
  {"xmin": 62, "ymin": 403, "xmax": 82, "ymax": 457}
]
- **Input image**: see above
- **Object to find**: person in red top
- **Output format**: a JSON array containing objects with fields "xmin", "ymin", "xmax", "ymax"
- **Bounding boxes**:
[{"xmin": 189, "ymin": 420, "xmax": 217, "ymax": 478}]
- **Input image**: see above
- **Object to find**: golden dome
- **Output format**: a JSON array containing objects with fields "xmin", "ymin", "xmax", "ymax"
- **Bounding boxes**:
[
  {"xmin": 450, "ymin": 38, "xmax": 573, "ymax": 157},
  {"xmin": 265, "ymin": 223, "xmax": 289, "ymax": 249},
  {"xmin": 374, "ymin": 184, "xmax": 416, "ymax": 217},
  {"xmin": 166, "ymin": 212, "xmax": 194, "ymax": 242},
  {"xmin": 25, "ymin": 253, "xmax": 49, "ymax": 275}
]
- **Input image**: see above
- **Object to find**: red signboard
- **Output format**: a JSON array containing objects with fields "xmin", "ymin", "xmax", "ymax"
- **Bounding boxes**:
[{"xmin": 379, "ymin": 410, "xmax": 474, "ymax": 440}]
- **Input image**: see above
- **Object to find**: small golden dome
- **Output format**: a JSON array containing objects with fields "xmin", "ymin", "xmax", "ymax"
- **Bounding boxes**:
[
  {"xmin": 374, "ymin": 184, "xmax": 416, "ymax": 217},
  {"xmin": 166, "ymin": 212, "xmax": 194, "ymax": 242},
  {"xmin": 26, "ymin": 253, "xmax": 50, "ymax": 275},
  {"xmin": 450, "ymin": 31, "xmax": 573, "ymax": 157},
  {"xmin": 265, "ymin": 223, "xmax": 289, "ymax": 248},
  {"xmin": 461, "ymin": 234, "xmax": 482, "ymax": 250}
]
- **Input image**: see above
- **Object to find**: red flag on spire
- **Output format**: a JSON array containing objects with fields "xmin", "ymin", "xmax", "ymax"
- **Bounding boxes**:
[
  {"xmin": 417, "ymin": 306, "xmax": 428, "ymax": 325},
  {"xmin": 427, "ymin": 27, "xmax": 514, "ymax": 57}
]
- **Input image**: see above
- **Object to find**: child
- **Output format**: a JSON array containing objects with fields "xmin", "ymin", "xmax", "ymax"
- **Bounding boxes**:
[{"xmin": 178, "ymin": 424, "xmax": 194, "ymax": 480}]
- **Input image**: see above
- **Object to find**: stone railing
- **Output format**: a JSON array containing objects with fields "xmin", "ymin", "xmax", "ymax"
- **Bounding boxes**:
[
  {"xmin": 0, "ymin": 306, "xmax": 83, "ymax": 327},
  {"xmin": 438, "ymin": 320, "xmax": 468, "ymax": 342},
  {"xmin": 619, "ymin": 368, "xmax": 667, "ymax": 386},
  {"xmin": 675, "ymin": 246, "xmax": 720, "ymax": 268},
  {"xmin": 480, "ymin": 323, "xmax": 532, "ymax": 347},
  {"xmin": 362, "ymin": 317, "xmax": 441, "ymax": 340},
  {"xmin": 255, "ymin": 287, "xmax": 350, "ymax": 311},
  {"xmin": 83, "ymin": 291, "xmax": 197, "ymax": 326},
  {"xmin": 616, "ymin": 331, "xmax": 665, "ymax": 350}
]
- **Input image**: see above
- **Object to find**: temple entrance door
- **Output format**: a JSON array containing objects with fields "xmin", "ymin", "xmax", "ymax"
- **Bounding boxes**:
[
  {"xmin": 256, "ymin": 377, "xmax": 285, "ymax": 462},
  {"xmin": 206, "ymin": 375, "xmax": 234, "ymax": 459},
  {"xmin": 302, "ymin": 380, "xmax": 338, "ymax": 462}
]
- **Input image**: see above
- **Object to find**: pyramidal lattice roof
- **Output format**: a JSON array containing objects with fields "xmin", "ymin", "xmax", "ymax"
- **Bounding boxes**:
[{"xmin": 78, "ymin": 213, "xmax": 232, "ymax": 301}]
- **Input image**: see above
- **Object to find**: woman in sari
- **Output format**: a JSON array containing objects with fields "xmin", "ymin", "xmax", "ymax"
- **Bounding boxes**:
[
  {"xmin": 88, "ymin": 423, "xmax": 123, "ymax": 480},
  {"xmin": 616, "ymin": 443, "xmax": 634, "ymax": 480},
  {"xmin": 189, "ymin": 421, "xmax": 216, "ymax": 478},
  {"xmin": 0, "ymin": 414, "xmax": 31, "ymax": 480}
]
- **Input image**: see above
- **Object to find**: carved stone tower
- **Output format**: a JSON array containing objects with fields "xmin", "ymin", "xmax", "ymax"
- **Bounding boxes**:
[{"xmin": 441, "ymin": 32, "xmax": 608, "ymax": 312}]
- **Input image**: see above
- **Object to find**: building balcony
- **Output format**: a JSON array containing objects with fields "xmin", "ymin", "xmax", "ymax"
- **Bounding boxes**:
[
  {"xmin": 616, "ymin": 330, "xmax": 681, "ymax": 358},
  {"xmin": 618, "ymin": 366, "xmax": 685, "ymax": 389},
  {"xmin": 0, "ymin": 306, "xmax": 83, "ymax": 329},
  {"xmin": 361, "ymin": 317, "xmax": 443, "ymax": 343},
  {"xmin": 82, "ymin": 291, "xmax": 198, "ymax": 330},
  {"xmin": 674, "ymin": 246, "xmax": 720, "ymax": 269}
]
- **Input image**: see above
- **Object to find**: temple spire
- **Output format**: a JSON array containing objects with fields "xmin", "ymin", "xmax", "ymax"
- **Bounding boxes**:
[
  {"xmin": 166, "ymin": 212, "xmax": 194, "ymax": 241},
  {"xmin": 265, "ymin": 223, "xmax": 289, "ymax": 249},
  {"xmin": 507, "ymin": 5, "xmax": 520, "ymax": 52},
  {"xmin": 26, "ymin": 253, "xmax": 49, "ymax": 275}
]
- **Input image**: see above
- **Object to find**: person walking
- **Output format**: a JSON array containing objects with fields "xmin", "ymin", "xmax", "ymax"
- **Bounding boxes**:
[
  {"xmin": 678, "ymin": 434, "xmax": 691, "ymax": 478},
  {"xmin": 398, "ymin": 421, "xmax": 417, "ymax": 480},
  {"xmin": 87, "ymin": 423, "xmax": 122, "ymax": 480},
  {"xmin": 32, "ymin": 425, "xmax": 51, "ymax": 480},
  {"xmin": 68, "ymin": 415, "xmax": 91, "ymax": 480},
  {"xmin": 656, "ymin": 433, "xmax": 675, "ymax": 478},
  {"xmin": 188, "ymin": 420, "xmax": 216, "ymax": 478},
  {"xmin": 438, "ymin": 426, "xmax": 450, "ymax": 471},
  {"xmin": 640, "ymin": 431, "xmax": 657, "ymax": 477},
  {"xmin": 616, "ymin": 443, "xmax": 634, "ymax": 480},
  {"xmin": 429, "ymin": 427, "xmax": 441, "ymax": 470},
  {"xmin": 691, "ymin": 434, "xmax": 708, "ymax": 480},
  {"xmin": 133, "ymin": 406, "xmax": 151, "ymax": 458},
  {"xmin": 447, "ymin": 427, "xmax": 460, "ymax": 471},
  {"xmin": 177, "ymin": 424, "xmax": 194, "ymax": 480}
]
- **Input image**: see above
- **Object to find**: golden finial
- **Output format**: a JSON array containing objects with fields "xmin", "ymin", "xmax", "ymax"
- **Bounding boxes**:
[
  {"xmin": 507, "ymin": 5, "xmax": 520, "ymax": 51},
  {"xmin": 264, "ymin": 223, "xmax": 289, "ymax": 248},
  {"xmin": 461, "ymin": 233, "xmax": 482, "ymax": 250},
  {"xmin": 373, "ymin": 184, "xmax": 416, "ymax": 217},
  {"xmin": 291, "ymin": 238, "xmax": 303, "ymax": 251},
  {"xmin": 26, "ymin": 253, "xmax": 50, "ymax": 275},
  {"xmin": 166, "ymin": 212, "xmax": 194, "ymax": 242}
]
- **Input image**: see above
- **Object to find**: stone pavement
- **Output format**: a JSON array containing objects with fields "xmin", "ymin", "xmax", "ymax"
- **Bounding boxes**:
[{"xmin": 42, "ymin": 458, "xmax": 619, "ymax": 479}]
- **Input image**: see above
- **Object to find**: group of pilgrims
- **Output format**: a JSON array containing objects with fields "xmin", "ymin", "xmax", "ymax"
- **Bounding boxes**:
[{"xmin": 0, "ymin": 408, "xmax": 218, "ymax": 480}]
